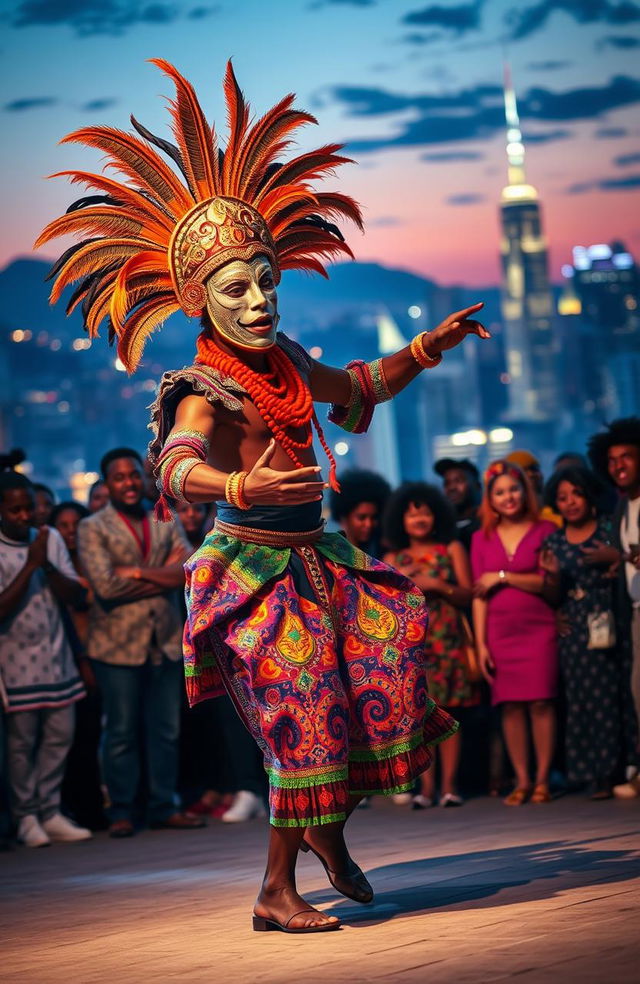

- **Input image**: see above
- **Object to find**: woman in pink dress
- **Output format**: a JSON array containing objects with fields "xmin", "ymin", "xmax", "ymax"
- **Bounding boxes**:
[{"xmin": 471, "ymin": 460, "xmax": 558, "ymax": 806}]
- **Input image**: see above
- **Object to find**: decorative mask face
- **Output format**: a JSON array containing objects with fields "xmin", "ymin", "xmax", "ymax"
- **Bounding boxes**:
[{"xmin": 205, "ymin": 255, "xmax": 279, "ymax": 351}]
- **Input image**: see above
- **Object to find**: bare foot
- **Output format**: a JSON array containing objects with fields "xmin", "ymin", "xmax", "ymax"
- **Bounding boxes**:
[{"xmin": 254, "ymin": 883, "xmax": 340, "ymax": 930}]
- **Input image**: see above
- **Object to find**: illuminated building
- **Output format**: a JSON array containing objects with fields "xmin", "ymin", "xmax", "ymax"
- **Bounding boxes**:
[{"xmin": 499, "ymin": 66, "xmax": 558, "ymax": 423}]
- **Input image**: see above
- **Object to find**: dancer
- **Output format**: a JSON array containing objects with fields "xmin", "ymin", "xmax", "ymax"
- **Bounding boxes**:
[{"xmin": 36, "ymin": 60, "xmax": 488, "ymax": 933}]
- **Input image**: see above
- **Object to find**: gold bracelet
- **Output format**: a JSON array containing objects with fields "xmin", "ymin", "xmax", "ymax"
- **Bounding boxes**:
[
  {"xmin": 225, "ymin": 470, "xmax": 251, "ymax": 510},
  {"xmin": 410, "ymin": 332, "xmax": 442, "ymax": 369}
]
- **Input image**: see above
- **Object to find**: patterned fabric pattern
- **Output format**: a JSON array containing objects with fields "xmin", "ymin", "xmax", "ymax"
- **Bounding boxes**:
[
  {"xmin": 389, "ymin": 544, "xmax": 479, "ymax": 708},
  {"xmin": 184, "ymin": 529, "xmax": 458, "ymax": 826},
  {"xmin": 544, "ymin": 518, "xmax": 626, "ymax": 784}
]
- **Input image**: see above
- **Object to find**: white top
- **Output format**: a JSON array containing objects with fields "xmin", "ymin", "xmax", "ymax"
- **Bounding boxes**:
[
  {"xmin": 620, "ymin": 495, "xmax": 640, "ymax": 608},
  {"xmin": 0, "ymin": 527, "xmax": 85, "ymax": 712}
]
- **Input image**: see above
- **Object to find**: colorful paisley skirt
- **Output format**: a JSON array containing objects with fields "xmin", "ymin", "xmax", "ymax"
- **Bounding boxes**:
[{"xmin": 183, "ymin": 502, "xmax": 457, "ymax": 827}]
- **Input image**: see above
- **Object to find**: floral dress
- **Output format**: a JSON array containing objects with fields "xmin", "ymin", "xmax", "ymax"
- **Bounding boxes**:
[
  {"xmin": 544, "ymin": 517, "xmax": 624, "ymax": 785},
  {"xmin": 390, "ymin": 543, "xmax": 479, "ymax": 708}
]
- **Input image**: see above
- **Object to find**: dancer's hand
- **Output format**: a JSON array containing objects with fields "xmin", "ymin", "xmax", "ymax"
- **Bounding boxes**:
[
  {"xmin": 477, "ymin": 643, "xmax": 495, "ymax": 682},
  {"xmin": 422, "ymin": 302, "xmax": 489, "ymax": 358},
  {"xmin": 244, "ymin": 440, "xmax": 327, "ymax": 505}
]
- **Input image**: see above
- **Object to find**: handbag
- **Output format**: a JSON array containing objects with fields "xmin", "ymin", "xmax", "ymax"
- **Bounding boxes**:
[
  {"xmin": 459, "ymin": 614, "xmax": 483, "ymax": 682},
  {"xmin": 586, "ymin": 609, "xmax": 616, "ymax": 650}
]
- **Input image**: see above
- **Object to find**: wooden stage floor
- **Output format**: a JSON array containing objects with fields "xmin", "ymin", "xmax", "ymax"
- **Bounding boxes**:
[{"xmin": 2, "ymin": 794, "xmax": 639, "ymax": 983}]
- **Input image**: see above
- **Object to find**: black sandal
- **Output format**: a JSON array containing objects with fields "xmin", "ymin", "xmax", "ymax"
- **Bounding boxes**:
[
  {"xmin": 252, "ymin": 909, "xmax": 341, "ymax": 933},
  {"xmin": 300, "ymin": 840, "xmax": 374, "ymax": 904}
]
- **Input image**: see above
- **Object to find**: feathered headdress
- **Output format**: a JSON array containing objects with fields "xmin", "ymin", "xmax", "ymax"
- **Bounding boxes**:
[{"xmin": 35, "ymin": 59, "xmax": 363, "ymax": 371}]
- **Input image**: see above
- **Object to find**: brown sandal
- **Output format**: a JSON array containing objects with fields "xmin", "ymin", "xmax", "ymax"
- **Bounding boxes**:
[
  {"xmin": 503, "ymin": 786, "xmax": 531, "ymax": 806},
  {"xmin": 530, "ymin": 783, "xmax": 552, "ymax": 804},
  {"xmin": 252, "ymin": 910, "xmax": 341, "ymax": 933}
]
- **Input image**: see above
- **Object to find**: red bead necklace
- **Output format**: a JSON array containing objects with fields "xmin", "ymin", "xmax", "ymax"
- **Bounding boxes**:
[{"xmin": 196, "ymin": 334, "xmax": 339, "ymax": 490}]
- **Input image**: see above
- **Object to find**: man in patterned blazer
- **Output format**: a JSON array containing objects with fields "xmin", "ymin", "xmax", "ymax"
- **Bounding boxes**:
[{"xmin": 77, "ymin": 447, "xmax": 204, "ymax": 837}]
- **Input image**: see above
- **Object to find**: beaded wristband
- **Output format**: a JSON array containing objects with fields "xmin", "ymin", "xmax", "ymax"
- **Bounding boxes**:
[{"xmin": 410, "ymin": 332, "xmax": 442, "ymax": 369}]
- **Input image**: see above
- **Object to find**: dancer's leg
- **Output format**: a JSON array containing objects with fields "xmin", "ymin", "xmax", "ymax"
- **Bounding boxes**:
[
  {"xmin": 501, "ymin": 702, "xmax": 530, "ymax": 788},
  {"xmin": 529, "ymin": 699, "xmax": 556, "ymax": 786},
  {"xmin": 254, "ymin": 825, "xmax": 340, "ymax": 929}
]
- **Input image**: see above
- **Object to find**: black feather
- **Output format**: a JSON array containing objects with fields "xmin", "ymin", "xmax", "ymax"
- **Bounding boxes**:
[
  {"xmin": 130, "ymin": 115, "xmax": 189, "ymax": 182},
  {"xmin": 66, "ymin": 195, "xmax": 123, "ymax": 214}
]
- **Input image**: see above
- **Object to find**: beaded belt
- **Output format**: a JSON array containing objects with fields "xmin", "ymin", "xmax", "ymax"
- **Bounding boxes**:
[{"xmin": 213, "ymin": 518, "xmax": 325, "ymax": 546}]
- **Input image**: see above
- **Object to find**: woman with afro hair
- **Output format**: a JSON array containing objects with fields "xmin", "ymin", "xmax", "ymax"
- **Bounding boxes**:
[{"xmin": 383, "ymin": 482, "xmax": 477, "ymax": 807}]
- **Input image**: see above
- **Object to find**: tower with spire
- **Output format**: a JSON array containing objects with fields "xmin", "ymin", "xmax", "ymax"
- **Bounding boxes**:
[{"xmin": 499, "ymin": 65, "xmax": 558, "ymax": 424}]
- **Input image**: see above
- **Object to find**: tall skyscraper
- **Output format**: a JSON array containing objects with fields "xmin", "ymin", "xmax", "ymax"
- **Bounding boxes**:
[{"xmin": 499, "ymin": 66, "xmax": 558, "ymax": 424}]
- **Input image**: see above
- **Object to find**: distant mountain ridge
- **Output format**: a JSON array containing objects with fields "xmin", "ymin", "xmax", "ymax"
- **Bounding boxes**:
[{"xmin": 0, "ymin": 256, "xmax": 501, "ymax": 345}]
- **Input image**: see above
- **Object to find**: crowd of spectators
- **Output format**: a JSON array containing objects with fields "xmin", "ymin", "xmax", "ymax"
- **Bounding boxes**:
[{"xmin": 1, "ymin": 416, "xmax": 639, "ymax": 848}]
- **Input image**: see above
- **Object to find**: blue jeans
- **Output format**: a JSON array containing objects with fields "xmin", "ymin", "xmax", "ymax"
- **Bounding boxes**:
[{"xmin": 93, "ymin": 657, "xmax": 182, "ymax": 823}]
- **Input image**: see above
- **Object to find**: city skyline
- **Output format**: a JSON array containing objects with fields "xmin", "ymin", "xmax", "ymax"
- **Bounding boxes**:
[{"xmin": 2, "ymin": 0, "xmax": 639, "ymax": 287}]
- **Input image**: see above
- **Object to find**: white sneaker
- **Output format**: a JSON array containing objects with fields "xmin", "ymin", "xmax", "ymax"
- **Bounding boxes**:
[
  {"xmin": 392, "ymin": 792, "xmax": 412, "ymax": 806},
  {"xmin": 440, "ymin": 793, "xmax": 464, "ymax": 808},
  {"xmin": 411, "ymin": 794, "xmax": 434, "ymax": 809},
  {"xmin": 41, "ymin": 812, "xmax": 92, "ymax": 842},
  {"xmin": 17, "ymin": 814, "xmax": 50, "ymax": 848},
  {"xmin": 221, "ymin": 790, "xmax": 267, "ymax": 823}
]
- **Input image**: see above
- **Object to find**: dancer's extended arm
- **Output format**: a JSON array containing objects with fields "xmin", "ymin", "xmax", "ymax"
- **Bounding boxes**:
[{"xmin": 310, "ymin": 302, "xmax": 488, "ymax": 405}]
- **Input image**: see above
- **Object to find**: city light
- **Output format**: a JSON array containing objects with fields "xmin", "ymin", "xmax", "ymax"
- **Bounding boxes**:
[
  {"xmin": 72, "ymin": 338, "xmax": 91, "ymax": 351},
  {"xmin": 114, "ymin": 357, "xmax": 127, "ymax": 372},
  {"xmin": 11, "ymin": 329, "xmax": 32, "ymax": 342},
  {"xmin": 309, "ymin": 345, "xmax": 323, "ymax": 359},
  {"xmin": 408, "ymin": 305, "xmax": 422, "ymax": 319},
  {"xmin": 489, "ymin": 427, "xmax": 514, "ymax": 444},
  {"xmin": 451, "ymin": 429, "xmax": 487, "ymax": 447},
  {"xmin": 334, "ymin": 441, "xmax": 349, "ymax": 456}
]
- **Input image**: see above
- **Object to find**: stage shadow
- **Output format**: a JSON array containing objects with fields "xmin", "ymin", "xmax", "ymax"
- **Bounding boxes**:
[{"xmin": 305, "ymin": 830, "xmax": 640, "ymax": 927}]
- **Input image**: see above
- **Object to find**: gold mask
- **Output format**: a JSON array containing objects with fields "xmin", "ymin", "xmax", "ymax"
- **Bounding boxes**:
[{"xmin": 205, "ymin": 256, "xmax": 279, "ymax": 351}]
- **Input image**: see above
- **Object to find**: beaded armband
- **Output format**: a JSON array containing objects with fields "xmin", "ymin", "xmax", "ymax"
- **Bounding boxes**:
[
  {"xmin": 327, "ymin": 359, "xmax": 392, "ymax": 434},
  {"xmin": 156, "ymin": 428, "xmax": 210, "ymax": 502}
]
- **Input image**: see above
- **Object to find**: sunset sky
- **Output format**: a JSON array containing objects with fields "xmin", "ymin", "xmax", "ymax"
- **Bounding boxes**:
[{"xmin": 2, "ymin": 0, "xmax": 639, "ymax": 286}]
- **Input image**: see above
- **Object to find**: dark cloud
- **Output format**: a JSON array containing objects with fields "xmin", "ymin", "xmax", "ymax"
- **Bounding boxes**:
[
  {"xmin": 80, "ymin": 98, "xmax": 118, "ymax": 111},
  {"xmin": 421, "ymin": 150, "xmax": 483, "ymax": 161},
  {"xmin": 334, "ymin": 76, "xmax": 640, "ymax": 153},
  {"xmin": 523, "ymin": 128, "xmax": 572, "ymax": 143},
  {"xmin": 367, "ymin": 216, "xmax": 403, "ymax": 227},
  {"xmin": 446, "ymin": 193, "xmax": 486, "ymax": 205},
  {"xmin": 309, "ymin": 0, "xmax": 375, "ymax": 8},
  {"xmin": 506, "ymin": 1, "xmax": 640, "ymax": 41},
  {"xmin": 12, "ymin": 1, "xmax": 219, "ymax": 36},
  {"xmin": 594, "ymin": 126, "xmax": 629, "ymax": 137},
  {"xmin": 4, "ymin": 96, "xmax": 58, "ymax": 111},
  {"xmin": 403, "ymin": 2, "xmax": 484, "ymax": 34},
  {"xmin": 526, "ymin": 60, "xmax": 572, "ymax": 70},
  {"xmin": 402, "ymin": 31, "xmax": 442, "ymax": 44},
  {"xmin": 568, "ymin": 173, "xmax": 640, "ymax": 193},
  {"xmin": 598, "ymin": 33, "xmax": 640, "ymax": 46},
  {"xmin": 614, "ymin": 151, "xmax": 640, "ymax": 165}
]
